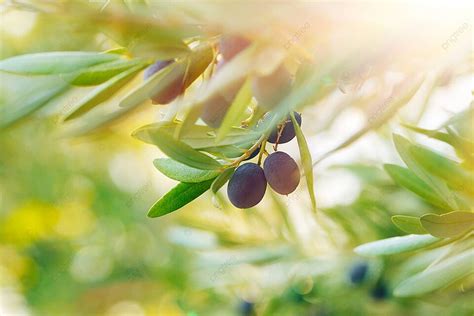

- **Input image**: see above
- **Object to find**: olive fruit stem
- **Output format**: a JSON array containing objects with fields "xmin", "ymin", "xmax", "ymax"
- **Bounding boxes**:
[
  {"xmin": 242, "ymin": 106, "xmax": 266, "ymax": 128},
  {"xmin": 226, "ymin": 134, "xmax": 267, "ymax": 168},
  {"xmin": 273, "ymin": 123, "xmax": 285, "ymax": 151},
  {"xmin": 257, "ymin": 140, "xmax": 267, "ymax": 165}
]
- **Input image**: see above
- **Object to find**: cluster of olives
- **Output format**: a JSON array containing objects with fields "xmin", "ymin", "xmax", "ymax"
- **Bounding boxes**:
[
  {"xmin": 227, "ymin": 112, "xmax": 302, "ymax": 209},
  {"xmin": 144, "ymin": 35, "xmax": 300, "ymax": 209},
  {"xmin": 348, "ymin": 262, "xmax": 389, "ymax": 301},
  {"xmin": 143, "ymin": 34, "xmax": 293, "ymax": 128}
]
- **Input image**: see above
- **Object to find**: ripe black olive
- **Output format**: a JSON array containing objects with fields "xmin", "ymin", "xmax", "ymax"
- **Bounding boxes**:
[
  {"xmin": 227, "ymin": 163, "xmax": 267, "ymax": 208},
  {"xmin": 263, "ymin": 151, "xmax": 300, "ymax": 195}
]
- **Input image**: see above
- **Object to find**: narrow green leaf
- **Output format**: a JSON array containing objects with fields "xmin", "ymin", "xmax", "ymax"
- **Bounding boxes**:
[
  {"xmin": 133, "ymin": 121, "xmax": 259, "ymax": 150},
  {"xmin": 0, "ymin": 73, "xmax": 70, "ymax": 128},
  {"xmin": 71, "ymin": 59, "xmax": 145, "ymax": 86},
  {"xmin": 391, "ymin": 215, "xmax": 427, "ymax": 234},
  {"xmin": 354, "ymin": 234, "xmax": 440, "ymax": 256},
  {"xmin": 211, "ymin": 168, "xmax": 235, "ymax": 193},
  {"xmin": 132, "ymin": 129, "xmax": 221, "ymax": 170},
  {"xmin": 215, "ymin": 79, "xmax": 252, "ymax": 142},
  {"xmin": 63, "ymin": 64, "xmax": 146, "ymax": 121},
  {"xmin": 420, "ymin": 211, "xmax": 474, "ymax": 238},
  {"xmin": 446, "ymin": 127, "xmax": 474, "ymax": 163},
  {"xmin": 313, "ymin": 76, "xmax": 424, "ymax": 166},
  {"xmin": 291, "ymin": 112, "xmax": 316, "ymax": 212},
  {"xmin": 153, "ymin": 158, "xmax": 220, "ymax": 183},
  {"xmin": 148, "ymin": 179, "xmax": 215, "ymax": 218},
  {"xmin": 441, "ymin": 105, "xmax": 474, "ymax": 139},
  {"xmin": 384, "ymin": 164, "xmax": 451, "ymax": 210},
  {"xmin": 118, "ymin": 60, "xmax": 178, "ymax": 108},
  {"xmin": 394, "ymin": 248, "xmax": 474, "ymax": 297},
  {"xmin": 0, "ymin": 52, "xmax": 119, "ymax": 75},
  {"xmin": 410, "ymin": 145, "xmax": 474, "ymax": 193},
  {"xmin": 401, "ymin": 123, "xmax": 452, "ymax": 144},
  {"xmin": 393, "ymin": 134, "xmax": 458, "ymax": 210}
]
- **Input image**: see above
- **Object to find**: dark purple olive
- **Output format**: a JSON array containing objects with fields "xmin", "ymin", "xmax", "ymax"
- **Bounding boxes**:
[
  {"xmin": 245, "ymin": 145, "xmax": 261, "ymax": 160},
  {"xmin": 268, "ymin": 112, "xmax": 302, "ymax": 144},
  {"xmin": 349, "ymin": 262, "xmax": 368, "ymax": 284},
  {"xmin": 143, "ymin": 60, "xmax": 185, "ymax": 104},
  {"xmin": 239, "ymin": 300, "xmax": 254, "ymax": 316},
  {"xmin": 220, "ymin": 35, "xmax": 251, "ymax": 61},
  {"xmin": 252, "ymin": 64, "xmax": 292, "ymax": 109},
  {"xmin": 201, "ymin": 60, "xmax": 244, "ymax": 128},
  {"xmin": 227, "ymin": 163, "xmax": 267, "ymax": 208},
  {"xmin": 143, "ymin": 60, "xmax": 173, "ymax": 80},
  {"xmin": 371, "ymin": 280, "xmax": 389, "ymax": 300},
  {"xmin": 263, "ymin": 151, "xmax": 300, "ymax": 195}
]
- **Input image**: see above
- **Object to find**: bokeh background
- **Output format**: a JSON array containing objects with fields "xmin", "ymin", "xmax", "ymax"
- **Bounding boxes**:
[{"xmin": 0, "ymin": 1, "xmax": 472, "ymax": 315}]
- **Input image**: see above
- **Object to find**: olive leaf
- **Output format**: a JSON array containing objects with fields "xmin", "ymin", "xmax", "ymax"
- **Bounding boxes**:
[
  {"xmin": 132, "ymin": 128, "xmax": 221, "ymax": 170},
  {"xmin": 0, "ymin": 72, "xmax": 71, "ymax": 128},
  {"xmin": 211, "ymin": 167, "xmax": 235, "ymax": 193},
  {"xmin": 63, "ymin": 64, "xmax": 146, "ymax": 121},
  {"xmin": 153, "ymin": 158, "xmax": 220, "ymax": 183},
  {"xmin": 393, "ymin": 134, "xmax": 459, "ymax": 210},
  {"xmin": 384, "ymin": 164, "xmax": 452, "ymax": 210},
  {"xmin": 409, "ymin": 145, "xmax": 474, "ymax": 194},
  {"xmin": 70, "ymin": 58, "xmax": 146, "ymax": 86},
  {"xmin": 148, "ymin": 179, "xmax": 215, "ymax": 218},
  {"xmin": 133, "ymin": 121, "xmax": 259, "ymax": 150},
  {"xmin": 119, "ymin": 42, "xmax": 213, "ymax": 109},
  {"xmin": 394, "ymin": 248, "xmax": 474, "ymax": 297},
  {"xmin": 0, "ymin": 51, "xmax": 120, "ymax": 75},
  {"xmin": 420, "ymin": 211, "xmax": 474, "ymax": 238},
  {"xmin": 391, "ymin": 215, "xmax": 427, "ymax": 234},
  {"xmin": 215, "ymin": 79, "xmax": 253, "ymax": 142},
  {"xmin": 291, "ymin": 111, "xmax": 317, "ymax": 212},
  {"xmin": 401, "ymin": 123, "xmax": 452, "ymax": 144},
  {"xmin": 354, "ymin": 234, "xmax": 440, "ymax": 256}
]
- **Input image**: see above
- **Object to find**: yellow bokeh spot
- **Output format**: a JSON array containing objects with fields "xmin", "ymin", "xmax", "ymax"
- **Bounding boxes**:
[
  {"xmin": 0, "ymin": 246, "xmax": 32, "ymax": 283},
  {"xmin": 54, "ymin": 202, "xmax": 96, "ymax": 239},
  {"xmin": 1, "ymin": 201, "xmax": 60, "ymax": 246}
]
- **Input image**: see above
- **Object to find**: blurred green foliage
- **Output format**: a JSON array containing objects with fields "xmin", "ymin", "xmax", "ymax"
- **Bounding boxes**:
[{"xmin": 0, "ymin": 1, "xmax": 473, "ymax": 316}]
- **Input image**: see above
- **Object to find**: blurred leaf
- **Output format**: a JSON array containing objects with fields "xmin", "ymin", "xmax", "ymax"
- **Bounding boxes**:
[
  {"xmin": 63, "ymin": 64, "xmax": 146, "ymax": 121},
  {"xmin": 119, "ymin": 60, "xmax": 176, "ymax": 108},
  {"xmin": 133, "ymin": 129, "xmax": 221, "ymax": 170},
  {"xmin": 216, "ymin": 79, "xmax": 252, "ymax": 142},
  {"xmin": 133, "ymin": 121, "xmax": 259, "ymax": 150},
  {"xmin": 203, "ymin": 144, "xmax": 246, "ymax": 159},
  {"xmin": 119, "ymin": 42, "xmax": 213, "ymax": 109},
  {"xmin": 420, "ymin": 211, "xmax": 474, "ymax": 238},
  {"xmin": 446, "ymin": 127, "xmax": 474, "ymax": 164},
  {"xmin": 354, "ymin": 234, "xmax": 440, "ymax": 256},
  {"xmin": 96, "ymin": 13, "xmax": 195, "ymax": 59},
  {"xmin": 291, "ymin": 112, "xmax": 316, "ymax": 212},
  {"xmin": 393, "ymin": 134, "xmax": 459, "ymax": 210},
  {"xmin": 394, "ymin": 248, "xmax": 474, "ymax": 297},
  {"xmin": 402, "ymin": 123, "xmax": 452, "ymax": 144},
  {"xmin": 148, "ymin": 179, "xmax": 215, "ymax": 218},
  {"xmin": 153, "ymin": 158, "xmax": 220, "ymax": 183},
  {"xmin": 441, "ymin": 104, "xmax": 474, "ymax": 139},
  {"xmin": 211, "ymin": 167, "xmax": 235, "ymax": 193},
  {"xmin": 392, "ymin": 215, "xmax": 427, "ymax": 234},
  {"xmin": 394, "ymin": 246, "xmax": 450, "ymax": 283},
  {"xmin": 0, "ymin": 52, "xmax": 119, "ymax": 75},
  {"xmin": 384, "ymin": 164, "xmax": 452, "ymax": 210},
  {"xmin": 314, "ymin": 76, "xmax": 424, "ymax": 165},
  {"xmin": 0, "ymin": 73, "xmax": 70, "ymax": 128},
  {"xmin": 70, "ymin": 58, "xmax": 146, "ymax": 86},
  {"xmin": 410, "ymin": 145, "xmax": 474, "ymax": 193}
]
